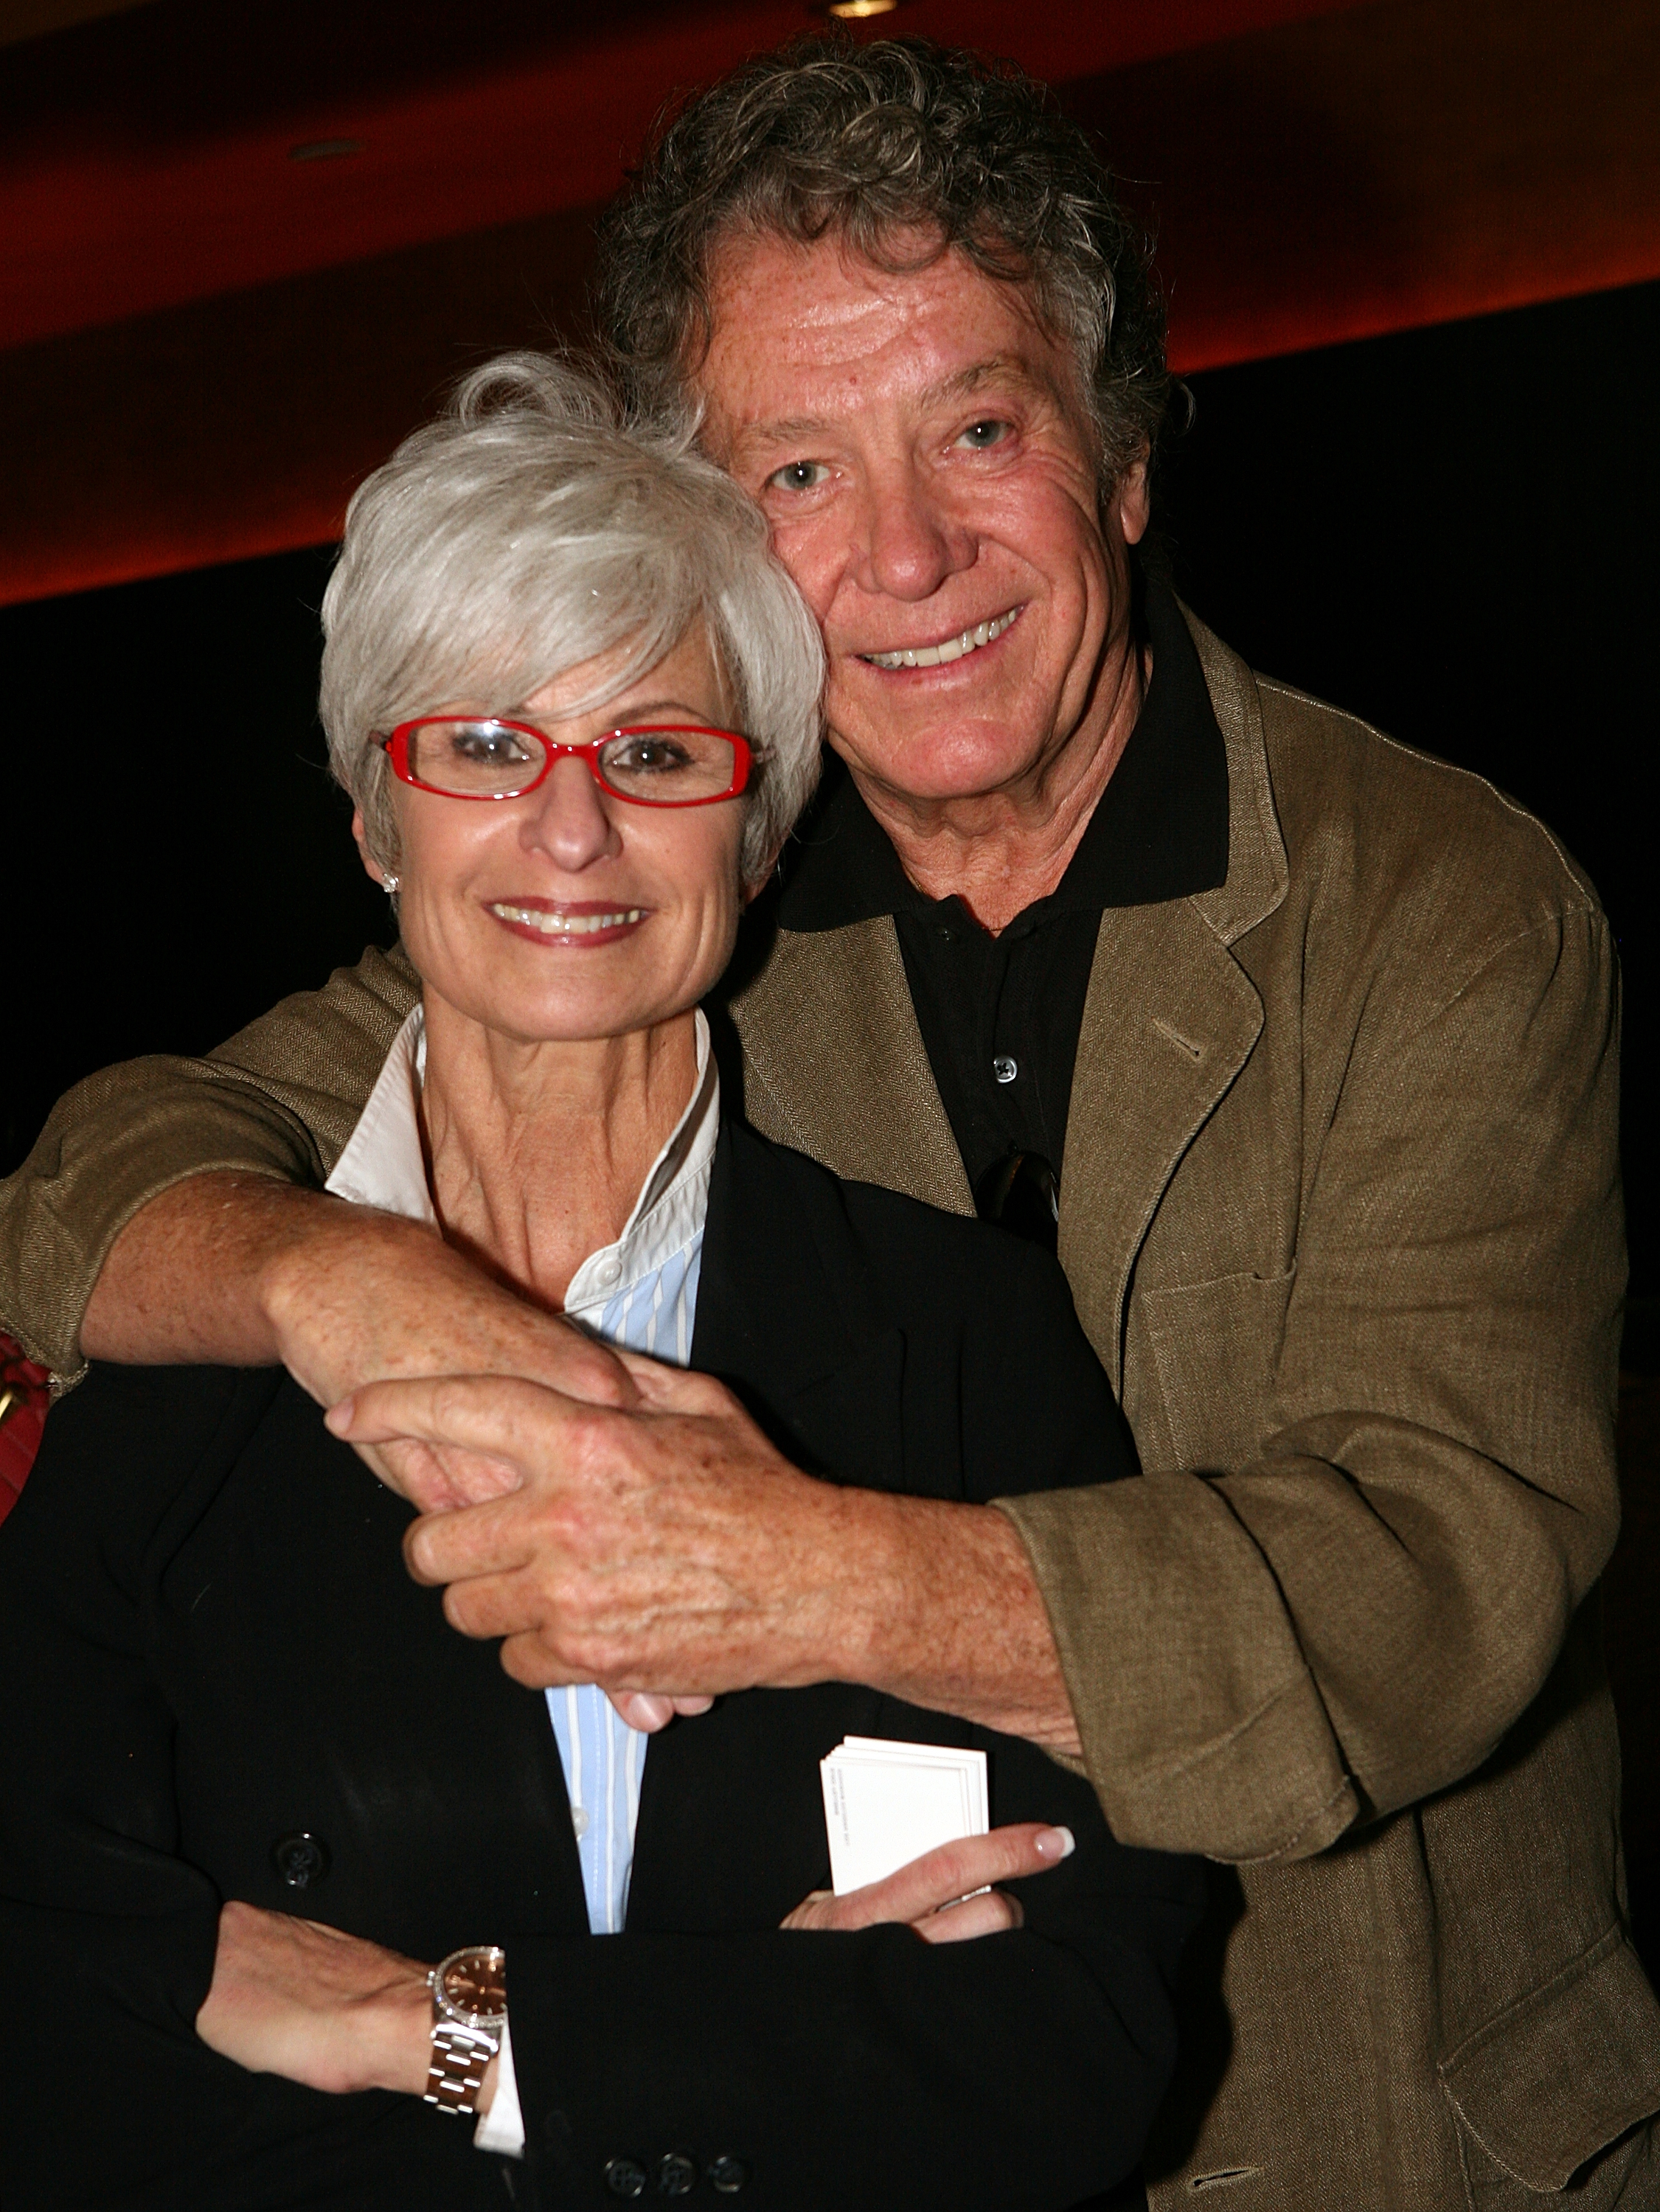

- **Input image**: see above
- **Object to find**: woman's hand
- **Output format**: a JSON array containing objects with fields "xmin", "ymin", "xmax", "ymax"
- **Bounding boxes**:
[
  {"xmin": 782, "ymin": 1823, "xmax": 1074, "ymax": 1944},
  {"xmin": 195, "ymin": 1900, "xmax": 457, "ymax": 2102}
]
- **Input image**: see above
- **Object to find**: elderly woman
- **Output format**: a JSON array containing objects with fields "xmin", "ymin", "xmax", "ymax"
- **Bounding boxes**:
[{"xmin": 0, "ymin": 358, "xmax": 1198, "ymax": 2212}]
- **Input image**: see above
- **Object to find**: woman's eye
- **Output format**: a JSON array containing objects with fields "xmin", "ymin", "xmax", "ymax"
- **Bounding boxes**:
[
  {"xmin": 609, "ymin": 737, "xmax": 690, "ymax": 773},
  {"xmin": 955, "ymin": 420, "xmax": 1010, "ymax": 451},
  {"xmin": 454, "ymin": 726, "xmax": 533, "ymax": 763},
  {"xmin": 766, "ymin": 459, "xmax": 831, "ymax": 493}
]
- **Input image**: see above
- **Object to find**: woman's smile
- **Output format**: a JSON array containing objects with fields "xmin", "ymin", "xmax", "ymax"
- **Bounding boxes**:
[{"xmin": 485, "ymin": 897, "xmax": 652, "ymax": 946}]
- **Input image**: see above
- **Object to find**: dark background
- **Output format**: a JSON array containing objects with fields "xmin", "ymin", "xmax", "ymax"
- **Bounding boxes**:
[{"xmin": 4, "ymin": 272, "xmax": 1654, "ymax": 1313}]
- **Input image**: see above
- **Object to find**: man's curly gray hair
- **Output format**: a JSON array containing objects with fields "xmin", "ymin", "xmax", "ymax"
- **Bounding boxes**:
[
  {"xmin": 319, "ymin": 353, "xmax": 824, "ymax": 884},
  {"xmin": 596, "ymin": 35, "xmax": 1170, "ymax": 489}
]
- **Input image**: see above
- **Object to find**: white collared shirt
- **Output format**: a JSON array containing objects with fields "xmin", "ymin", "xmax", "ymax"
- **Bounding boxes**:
[{"xmin": 324, "ymin": 1004, "xmax": 720, "ymax": 2156}]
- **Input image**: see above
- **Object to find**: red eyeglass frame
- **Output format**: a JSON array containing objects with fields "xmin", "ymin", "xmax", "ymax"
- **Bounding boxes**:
[{"xmin": 382, "ymin": 718, "xmax": 754, "ymax": 807}]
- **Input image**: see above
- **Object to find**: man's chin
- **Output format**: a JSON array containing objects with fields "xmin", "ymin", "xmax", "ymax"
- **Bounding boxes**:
[{"xmin": 833, "ymin": 728, "xmax": 1050, "ymax": 811}]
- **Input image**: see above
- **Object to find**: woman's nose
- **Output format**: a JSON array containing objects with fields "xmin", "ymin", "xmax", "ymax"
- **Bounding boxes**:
[{"xmin": 519, "ymin": 754, "xmax": 621, "ymax": 870}]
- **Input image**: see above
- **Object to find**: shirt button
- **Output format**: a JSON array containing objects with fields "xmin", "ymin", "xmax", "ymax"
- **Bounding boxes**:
[
  {"xmin": 992, "ymin": 1054, "xmax": 1018, "ymax": 1085},
  {"xmin": 657, "ymin": 2153, "xmax": 698, "ymax": 2196},
  {"xmin": 605, "ymin": 2157, "xmax": 648, "ymax": 2198},
  {"xmin": 597, "ymin": 1256, "xmax": 622, "ymax": 1288},
  {"xmin": 570, "ymin": 1805, "xmax": 589, "ymax": 1840},
  {"xmin": 708, "ymin": 2155, "xmax": 749, "ymax": 2194}
]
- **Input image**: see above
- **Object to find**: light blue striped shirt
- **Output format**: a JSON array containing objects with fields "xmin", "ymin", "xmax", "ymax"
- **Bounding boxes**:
[{"xmin": 326, "ymin": 1004, "xmax": 719, "ymax": 1935}]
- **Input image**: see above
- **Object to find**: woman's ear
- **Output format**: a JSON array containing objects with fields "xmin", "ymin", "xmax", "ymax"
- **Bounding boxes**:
[
  {"xmin": 740, "ymin": 841, "xmax": 788, "ymax": 905},
  {"xmin": 351, "ymin": 809, "xmax": 397, "ymax": 892}
]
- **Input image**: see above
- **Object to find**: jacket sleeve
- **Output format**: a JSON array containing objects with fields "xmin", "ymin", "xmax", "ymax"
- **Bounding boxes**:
[
  {"xmin": 0, "ymin": 945, "xmax": 418, "ymax": 1380},
  {"xmin": 998, "ymin": 900, "xmax": 1625, "ymax": 1863}
]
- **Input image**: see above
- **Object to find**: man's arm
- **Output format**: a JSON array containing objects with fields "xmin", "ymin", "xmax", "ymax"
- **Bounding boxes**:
[
  {"xmin": 1, "ymin": 945, "xmax": 634, "ymax": 1462},
  {"xmin": 341, "ymin": 900, "xmax": 1623, "ymax": 1860},
  {"xmin": 0, "ymin": 945, "xmax": 416, "ymax": 1380}
]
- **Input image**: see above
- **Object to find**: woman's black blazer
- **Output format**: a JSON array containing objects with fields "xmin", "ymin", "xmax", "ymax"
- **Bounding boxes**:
[{"xmin": 0, "ymin": 1117, "xmax": 1201, "ymax": 2212}]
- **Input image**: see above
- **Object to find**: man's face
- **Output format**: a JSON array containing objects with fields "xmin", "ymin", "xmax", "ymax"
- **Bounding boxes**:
[{"xmin": 699, "ymin": 231, "xmax": 1148, "ymax": 816}]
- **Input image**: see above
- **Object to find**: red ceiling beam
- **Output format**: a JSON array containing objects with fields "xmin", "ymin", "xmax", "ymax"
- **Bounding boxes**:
[
  {"xmin": 2, "ymin": 0, "xmax": 1657, "ymax": 608},
  {"xmin": 0, "ymin": 0, "xmax": 1365, "ymax": 352}
]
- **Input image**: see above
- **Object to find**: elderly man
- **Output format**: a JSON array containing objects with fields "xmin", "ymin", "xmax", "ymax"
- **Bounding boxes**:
[{"xmin": 1, "ymin": 37, "xmax": 1655, "ymax": 2209}]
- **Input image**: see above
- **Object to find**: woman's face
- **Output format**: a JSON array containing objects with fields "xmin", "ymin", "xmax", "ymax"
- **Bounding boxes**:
[{"xmin": 361, "ymin": 626, "xmax": 751, "ymax": 1047}]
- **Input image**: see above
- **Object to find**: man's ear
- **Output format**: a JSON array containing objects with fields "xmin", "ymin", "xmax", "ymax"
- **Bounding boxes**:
[{"xmin": 1112, "ymin": 451, "xmax": 1152, "ymax": 549}]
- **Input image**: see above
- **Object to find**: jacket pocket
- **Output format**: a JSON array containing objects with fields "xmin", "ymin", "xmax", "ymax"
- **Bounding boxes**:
[
  {"xmin": 1135, "ymin": 1266, "xmax": 1295, "ymax": 1472},
  {"xmin": 1440, "ymin": 1923, "xmax": 1660, "ymax": 2194}
]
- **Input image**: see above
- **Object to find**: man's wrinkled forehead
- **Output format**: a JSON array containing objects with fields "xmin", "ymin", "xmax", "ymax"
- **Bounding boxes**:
[{"xmin": 694, "ymin": 230, "xmax": 1083, "ymax": 460}]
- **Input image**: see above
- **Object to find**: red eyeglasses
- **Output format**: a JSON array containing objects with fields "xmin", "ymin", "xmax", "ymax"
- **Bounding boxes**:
[{"xmin": 383, "ymin": 718, "xmax": 754, "ymax": 808}]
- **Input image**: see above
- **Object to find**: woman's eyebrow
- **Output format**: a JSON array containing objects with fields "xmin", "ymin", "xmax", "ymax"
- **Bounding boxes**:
[{"xmin": 508, "ymin": 699, "xmax": 710, "ymax": 725}]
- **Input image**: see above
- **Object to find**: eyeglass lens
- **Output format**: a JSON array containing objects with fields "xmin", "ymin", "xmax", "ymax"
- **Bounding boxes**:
[{"xmin": 403, "ymin": 720, "xmax": 739, "ymax": 804}]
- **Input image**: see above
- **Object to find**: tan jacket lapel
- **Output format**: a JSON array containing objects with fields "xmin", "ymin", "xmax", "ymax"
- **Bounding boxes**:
[
  {"xmin": 730, "ymin": 914, "xmax": 973, "ymax": 1217},
  {"xmin": 1060, "ymin": 607, "xmax": 1288, "ymax": 1390}
]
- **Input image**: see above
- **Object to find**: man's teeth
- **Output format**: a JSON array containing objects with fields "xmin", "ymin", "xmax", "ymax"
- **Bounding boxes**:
[
  {"xmin": 489, "ymin": 905, "xmax": 645, "ymax": 934},
  {"xmin": 863, "ymin": 607, "xmax": 1020, "ymax": 670}
]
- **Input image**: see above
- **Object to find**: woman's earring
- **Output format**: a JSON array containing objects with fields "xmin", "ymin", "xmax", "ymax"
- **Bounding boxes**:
[{"xmin": 382, "ymin": 874, "xmax": 400, "ymax": 893}]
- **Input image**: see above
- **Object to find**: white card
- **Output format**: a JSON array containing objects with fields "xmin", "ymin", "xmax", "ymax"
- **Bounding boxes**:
[{"xmin": 819, "ymin": 1736, "xmax": 989, "ymax": 1895}]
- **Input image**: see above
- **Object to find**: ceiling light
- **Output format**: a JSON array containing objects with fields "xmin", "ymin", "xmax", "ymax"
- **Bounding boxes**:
[{"xmin": 824, "ymin": 0, "xmax": 899, "ymax": 16}]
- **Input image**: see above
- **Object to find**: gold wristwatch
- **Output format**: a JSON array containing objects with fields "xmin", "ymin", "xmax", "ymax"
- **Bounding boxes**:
[{"xmin": 424, "ymin": 1945, "xmax": 508, "ymax": 2118}]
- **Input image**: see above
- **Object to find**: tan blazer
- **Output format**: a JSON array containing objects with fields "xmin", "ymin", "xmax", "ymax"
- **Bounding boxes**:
[{"xmin": 2, "ymin": 609, "xmax": 1656, "ymax": 2205}]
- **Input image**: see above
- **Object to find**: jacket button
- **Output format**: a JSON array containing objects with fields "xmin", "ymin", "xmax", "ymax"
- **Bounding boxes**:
[
  {"xmin": 657, "ymin": 2152, "xmax": 698, "ymax": 2195},
  {"xmin": 707, "ymin": 2156, "xmax": 747, "ymax": 2194},
  {"xmin": 605, "ymin": 2157, "xmax": 648, "ymax": 2198},
  {"xmin": 271, "ymin": 1833, "xmax": 330, "ymax": 1889}
]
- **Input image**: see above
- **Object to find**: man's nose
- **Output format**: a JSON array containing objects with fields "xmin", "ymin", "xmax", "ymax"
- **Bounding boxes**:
[
  {"xmin": 855, "ymin": 460, "xmax": 976, "ymax": 603},
  {"xmin": 519, "ymin": 754, "xmax": 621, "ymax": 870}
]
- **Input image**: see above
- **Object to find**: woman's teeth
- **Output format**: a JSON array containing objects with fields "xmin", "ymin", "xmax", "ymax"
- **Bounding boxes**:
[
  {"xmin": 489, "ymin": 905, "xmax": 645, "ymax": 934},
  {"xmin": 863, "ymin": 606, "xmax": 1020, "ymax": 670}
]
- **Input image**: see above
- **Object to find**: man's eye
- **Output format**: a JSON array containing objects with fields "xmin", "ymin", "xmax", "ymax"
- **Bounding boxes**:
[
  {"xmin": 955, "ymin": 420, "xmax": 1010, "ymax": 451},
  {"xmin": 766, "ymin": 459, "xmax": 831, "ymax": 492}
]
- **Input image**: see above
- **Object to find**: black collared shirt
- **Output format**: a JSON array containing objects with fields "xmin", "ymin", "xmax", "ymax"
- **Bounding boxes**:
[{"xmin": 775, "ymin": 576, "xmax": 1230, "ymax": 1219}]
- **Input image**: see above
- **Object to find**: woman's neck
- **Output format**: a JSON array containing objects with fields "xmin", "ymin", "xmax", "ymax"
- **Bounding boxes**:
[{"xmin": 417, "ymin": 994, "xmax": 701, "ymax": 1310}]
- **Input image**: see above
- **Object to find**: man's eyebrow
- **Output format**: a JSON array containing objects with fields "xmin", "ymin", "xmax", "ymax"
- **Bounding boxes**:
[
  {"xmin": 734, "ymin": 358, "xmax": 1053, "ymax": 456},
  {"xmin": 915, "ymin": 356, "xmax": 1049, "ymax": 411}
]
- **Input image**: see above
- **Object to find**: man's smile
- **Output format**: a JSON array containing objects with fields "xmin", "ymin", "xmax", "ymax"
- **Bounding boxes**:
[{"xmin": 858, "ymin": 605, "xmax": 1023, "ymax": 671}]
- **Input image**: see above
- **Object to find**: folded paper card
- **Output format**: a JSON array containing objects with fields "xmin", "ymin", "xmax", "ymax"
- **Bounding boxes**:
[{"xmin": 819, "ymin": 1736, "xmax": 989, "ymax": 1896}]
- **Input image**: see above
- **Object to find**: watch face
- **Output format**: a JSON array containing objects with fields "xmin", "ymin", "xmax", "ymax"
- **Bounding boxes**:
[{"xmin": 437, "ymin": 1945, "xmax": 508, "ymax": 2027}]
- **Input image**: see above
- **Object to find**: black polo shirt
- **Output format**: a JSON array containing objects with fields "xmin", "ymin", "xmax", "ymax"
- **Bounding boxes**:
[{"xmin": 774, "ymin": 577, "xmax": 1230, "ymax": 1236}]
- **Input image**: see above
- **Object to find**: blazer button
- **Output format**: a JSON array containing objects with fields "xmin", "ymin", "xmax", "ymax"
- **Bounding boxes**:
[
  {"xmin": 657, "ymin": 2152, "xmax": 698, "ymax": 2195},
  {"xmin": 605, "ymin": 2157, "xmax": 648, "ymax": 2198},
  {"xmin": 271, "ymin": 1833, "xmax": 330, "ymax": 1889},
  {"xmin": 706, "ymin": 2156, "xmax": 747, "ymax": 2194}
]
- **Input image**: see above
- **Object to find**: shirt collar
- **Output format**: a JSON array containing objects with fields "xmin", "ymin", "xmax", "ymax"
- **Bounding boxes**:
[
  {"xmin": 324, "ymin": 1004, "xmax": 720, "ymax": 1318},
  {"xmin": 774, "ymin": 571, "xmax": 1229, "ymax": 933}
]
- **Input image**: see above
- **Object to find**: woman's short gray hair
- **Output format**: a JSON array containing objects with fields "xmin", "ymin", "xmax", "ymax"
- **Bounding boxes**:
[{"xmin": 319, "ymin": 352, "xmax": 824, "ymax": 882}]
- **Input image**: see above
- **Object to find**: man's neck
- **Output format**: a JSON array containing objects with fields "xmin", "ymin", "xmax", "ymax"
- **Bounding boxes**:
[{"xmin": 845, "ymin": 636, "xmax": 1150, "ymax": 935}]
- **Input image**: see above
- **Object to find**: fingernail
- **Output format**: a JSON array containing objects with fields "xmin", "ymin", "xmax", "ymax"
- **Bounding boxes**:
[
  {"xmin": 324, "ymin": 1400, "xmax": 353, "ymax": 1436},
  {"xmin": 1035, "ymin": 1826, "xmax": 1075, "ymax": 1860}
]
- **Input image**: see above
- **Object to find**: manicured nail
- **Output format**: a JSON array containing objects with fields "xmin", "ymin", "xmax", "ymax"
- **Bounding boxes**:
[{"xmin": 1035, "ymin": 1826, "xmax": 1075, "ymax": 1860}]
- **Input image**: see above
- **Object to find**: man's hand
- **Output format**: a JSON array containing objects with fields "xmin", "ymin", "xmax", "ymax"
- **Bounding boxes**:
[
  {"xmin": 328, "ymin": 1368, "xmax": 1084, "ymax": 1751},
  {"xmin": 195, "ymin": 1900, "xmax": 454, "ymax": 2102},
  {"xmin": 782, "ymin": 1823, "xmax": 1076, "ymax": 1943},
  {"xmin": 83, "ymin": 1175, "xmax": 636, "ymax": 1509}
]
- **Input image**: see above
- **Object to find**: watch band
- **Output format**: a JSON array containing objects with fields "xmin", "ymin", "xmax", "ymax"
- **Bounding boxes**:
[{"xmin": 425, "ymin": 2023, "xmax": 499, "ymax": 2118}]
